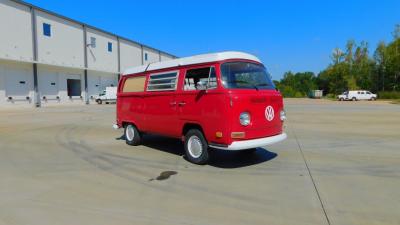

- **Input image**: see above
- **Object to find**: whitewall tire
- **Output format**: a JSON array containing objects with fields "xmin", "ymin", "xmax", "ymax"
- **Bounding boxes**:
[
  {"xmin": 184, "ymin": 129, "xmax": 209, "ymax": 165},
  {"xmin": 125, "ymin": 124, "xmax": 141, "ymax": 146}
]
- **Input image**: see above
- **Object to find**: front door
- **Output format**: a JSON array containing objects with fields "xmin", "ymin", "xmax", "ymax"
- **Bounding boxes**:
[
  {"xmin": 359, "ymin": 91, "xmax": 367, "ymax": 100},
  {"xmin": 176, "ymin": 66, "xmax": 224, "ymax": 141},
  {"xmin": 142, "ymin": 70, "xmax": 181, "ymax": 137}
]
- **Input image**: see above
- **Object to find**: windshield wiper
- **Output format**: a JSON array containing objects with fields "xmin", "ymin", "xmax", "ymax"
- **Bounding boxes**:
[
  {"xmin": 256, "ymin": 83, "xmax": 270, "ymax": 86},
  {"xmin": 228, "ymin": 81, "xmax": 259, "ymax": 91},
  {"xmin": 255, "ymin": 83, "xmax": 273, "ymax": 88}
]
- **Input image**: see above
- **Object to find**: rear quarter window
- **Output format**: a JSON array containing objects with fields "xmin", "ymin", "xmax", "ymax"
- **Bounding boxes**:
[{"xmin": 122, "ymin": 76, "xmax": 146, "ymax": 93}]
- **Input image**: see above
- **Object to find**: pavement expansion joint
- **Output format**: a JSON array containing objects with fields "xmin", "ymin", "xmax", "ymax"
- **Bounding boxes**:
[{"xmin": 288, "ymin": 121, "xmax": 332, "ymax": 225}]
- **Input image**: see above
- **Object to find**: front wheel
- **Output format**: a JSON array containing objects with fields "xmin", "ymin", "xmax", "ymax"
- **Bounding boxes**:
[
  {"xmin": 370, "ymin": 97, "xmax": 376, "ymax": 101},
  {"xmin": 184, "ymin": 129, "xmax": 209, "ymax": 165},
  {"xmin": 339, "ymin": 98, "xmax": 344, "ymax": 101},
  {"xmin": 96, "ymin": 99, "xmax": 102, "ymax": 104},
  {"xmin": 124, "ymin": 124, "xmax": 141, "ymax": 146}
]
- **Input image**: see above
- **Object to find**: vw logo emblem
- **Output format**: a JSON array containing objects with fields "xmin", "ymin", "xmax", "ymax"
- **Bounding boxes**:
[{"xmin": 265, "ymin": 106, "xmax": 274, "ymax": 121}]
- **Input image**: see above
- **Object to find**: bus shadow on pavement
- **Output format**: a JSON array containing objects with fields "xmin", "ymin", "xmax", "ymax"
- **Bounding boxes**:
[
  {"xmin": 208, "ymin": 149, "xmax": 278, "ymax": 169},
  {"xmin": 116, "ymin": 134, "xmax": 278, "ymax": 168}
]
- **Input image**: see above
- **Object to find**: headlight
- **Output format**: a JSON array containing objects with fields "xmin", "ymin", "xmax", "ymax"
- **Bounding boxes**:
[
  {"xmin": 280, "ymin": 110, "xmax": 287, "ymax": 121},
  {"xmin": 239, "ymin": 112, "xmax": 251, "ymax": 126}
]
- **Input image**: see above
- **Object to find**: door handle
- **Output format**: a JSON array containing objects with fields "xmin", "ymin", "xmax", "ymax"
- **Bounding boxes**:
[
  {"xmin": 170, "ymin": 101, "xmax": 177, "ymax": 106},
  {"xmin": 178, "ymin": 102, "xmax": 186, "ymax": 106}
]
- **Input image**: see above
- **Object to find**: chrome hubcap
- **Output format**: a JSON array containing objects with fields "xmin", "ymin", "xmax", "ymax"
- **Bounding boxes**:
[
  {"xmin": 187, "ymin": 136, "xmax": 203, "ymax": 158},
  {"xmin": 126, "ymin": 125, "xmax": 135, "ymax": 141}
]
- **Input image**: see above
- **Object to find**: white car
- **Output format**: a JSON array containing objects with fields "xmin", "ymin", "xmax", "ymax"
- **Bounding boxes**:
[
  {"xmin": 338, "ymin": 90, "xmax": 377, "ymax": 101},
  {"xmin": 96, "ymin": 87, "xmax": 117, "ymax": 104}
]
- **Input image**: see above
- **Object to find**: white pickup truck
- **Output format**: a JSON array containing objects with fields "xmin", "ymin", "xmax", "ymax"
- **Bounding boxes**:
[
  {"xmin": 338, "ymin": 90, "xmax": 377, "ymax": 101},
  {"xmin": 96, "ymin": 87, "xmax": 117, "ymax": 104}
]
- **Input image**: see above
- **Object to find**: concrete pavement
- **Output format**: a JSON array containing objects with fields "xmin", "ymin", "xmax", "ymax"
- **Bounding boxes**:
[{"xmin": 0, "ymin": 99, "xmax": 399, "ymax": 225}]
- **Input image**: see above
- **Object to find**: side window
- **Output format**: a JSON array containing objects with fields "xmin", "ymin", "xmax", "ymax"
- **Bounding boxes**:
[
  {"xmin": 122, "ymin": 76, "xmax": 146, "ymax": 93},
  {"xmin": 147, "ymin": 71, "xmax": 178, "ymax": 91},
  {"xmin": 357, "ymin": 91, "xmax": 361, "ymax": 94},
  {"xmin": 184, "ymin": 67, "xmax": 217, "ymax": 91}
]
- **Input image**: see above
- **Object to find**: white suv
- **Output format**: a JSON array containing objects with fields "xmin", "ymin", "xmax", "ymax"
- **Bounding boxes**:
[{"xmin": 338, "ymin": 90, "xmax": 377, "ymax": 101}]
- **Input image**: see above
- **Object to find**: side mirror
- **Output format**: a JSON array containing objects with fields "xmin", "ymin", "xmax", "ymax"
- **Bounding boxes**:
[{"xmin": 196, "ymin": 81, "xmax": 207, "ymax": 91}]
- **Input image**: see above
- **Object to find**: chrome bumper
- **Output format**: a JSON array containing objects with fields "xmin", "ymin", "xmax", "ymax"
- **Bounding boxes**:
[{"xmin": 210, "ymin": 133, "xmax": 287, "ymax": 151}]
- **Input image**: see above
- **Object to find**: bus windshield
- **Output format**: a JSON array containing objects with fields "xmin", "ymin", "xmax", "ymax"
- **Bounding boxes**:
[{"xmin": 220, "ymin": 62, "xmax": 275, "ymax": 90}]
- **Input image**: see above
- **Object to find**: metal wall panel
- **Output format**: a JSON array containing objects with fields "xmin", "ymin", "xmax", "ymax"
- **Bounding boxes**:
[
  {"xmin": 87, "ymin": 73, "xmax": 100, "ymax": 101},
  {"xmin": 38, "ymin": 70, "xmax": 58, "ymax": 100},
  {"xmin": 0, "ymin": 63, "xmax": 4, "ymax": 103},
  {"xmin": 160, "ymin": 53, "xmax": 175, "ymax": 61},
  {"xmin": 0, "ymin": 0, "xmax": 176, "ymax": 107},
  {"xmin": 86, "ymin": 28, "xmax": 118, "ymax": 73},
  {"xmin": 0, "ymin": 0, "xmax": 33, "ymax": 62},
  {"xmin": 36, "ymin": 10, "xmax": 84, "ymax": 68},
  {"xmin": 120, "ymin": 39, "xmax": 142, "ymax": 72},
  {"xmin": 0, "ymin": 60, "xmax": 34, "ymax": 105},
  {"xmin": 38, "ymin": 65, "xmax": 85, "ymax": 105},
  {"xmin": 143, "ymin": 47, "xmax": 160, "ymax": 64},
  {"xmin": 87, "ymin": 71, "xmax": 118, "ymax": 102},
  {"xmin": 88, "ymin": 71, "xmax": 118, "ymax": 90}
]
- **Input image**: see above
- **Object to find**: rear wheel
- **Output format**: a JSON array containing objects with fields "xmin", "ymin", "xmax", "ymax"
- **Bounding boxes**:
[
  {"xmin": 352, "ymin": 97, "xmax": 357, "ymax": 101},
  {"xmin": 96, "ymin": 99, "xmax": 102, "ymax": 104},
  {"xmin": 124, "ymin": 124, "xmax": 141, "ymax": 146},
  {"xmin": 184, "ymin": 129, "xmax": 209, "ymax": 165}
]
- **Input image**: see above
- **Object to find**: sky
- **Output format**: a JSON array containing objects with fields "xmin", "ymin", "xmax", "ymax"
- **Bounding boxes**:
[{"xmin": 25, "ymin": 0, "xmax": 400, "ymax": 80}]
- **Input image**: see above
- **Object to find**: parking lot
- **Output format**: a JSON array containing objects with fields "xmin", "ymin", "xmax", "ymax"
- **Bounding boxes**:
[{"xmin": 0, "ymin": 99, "xmax": 399, "ymax": 225}]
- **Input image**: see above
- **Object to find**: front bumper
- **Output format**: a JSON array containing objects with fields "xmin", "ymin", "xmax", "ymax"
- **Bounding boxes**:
[{"xmin": 210, "ymin": 133, "xmax": 287, "ymax": 151}]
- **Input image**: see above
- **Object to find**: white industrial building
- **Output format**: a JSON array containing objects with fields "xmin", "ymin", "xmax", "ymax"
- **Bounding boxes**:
[{"xmin": 0, "ymin": 0, "xmax": 176, "ymax": 107}]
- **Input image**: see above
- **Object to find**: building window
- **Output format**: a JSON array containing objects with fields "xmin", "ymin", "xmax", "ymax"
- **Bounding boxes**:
[
  {"xmin": 145, "ymin": 53, "xmax": 148, "ymax": 61},
  {"xmin": 147, "ymin": 71, "xmax": 178, "ymax": 91},
  {"xmin": 108, "ymin": 42, "xmax": 112, "ymax": 52},
  {"xmin": 90, "ymin": 37, "xmax": 96, "ymax": 48},
  {"xmin": 43, "ymin": 23, "xmax": 51, "ymax": 37}
]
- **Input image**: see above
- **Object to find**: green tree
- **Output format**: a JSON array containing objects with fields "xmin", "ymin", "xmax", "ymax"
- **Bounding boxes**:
[
  {"xmin": 275, "ymin": 71, "xmax": 317, "ymax": 97},
  {"xmin": 384, "ymin": 38, "xmax": 400, "ymax": 90},
  {"xmin": 345, "ymin": 40, "xmax": 355, "ymax": 65},
  {"xmin": 392, "ymin": 24, "xmax": 400, "ymax": 39},
  {"xmin": 277, "ymin": 24, "xmax": 400, "ymax": 97},
  {"xmin": 373, "ymin": 41, "xmax": 387, "ymax": 91},
  {"xmin": 331, "ymin": 48, "xmax": 345, "ymax": 65}
]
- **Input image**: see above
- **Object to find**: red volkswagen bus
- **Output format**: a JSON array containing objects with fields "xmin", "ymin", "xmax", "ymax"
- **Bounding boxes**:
[{"xmin": 114, "ymin": 52, "xmax": 287, "ymax": 164}]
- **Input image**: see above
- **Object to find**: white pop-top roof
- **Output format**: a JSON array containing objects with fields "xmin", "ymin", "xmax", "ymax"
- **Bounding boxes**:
[{"xmin": 123, "ymin": 51, "xmax": 262, "ymax": 75}]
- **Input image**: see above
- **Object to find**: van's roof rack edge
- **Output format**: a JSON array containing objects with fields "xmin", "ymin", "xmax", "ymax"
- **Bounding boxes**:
[{"xmin": 122, "ymin": 51, "xmax": 261, "ymax": 76}]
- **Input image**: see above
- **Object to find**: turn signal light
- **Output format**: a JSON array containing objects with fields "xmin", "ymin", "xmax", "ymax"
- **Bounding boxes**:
[
  {"xmin": 216, "ymin": 132, "xmax": 223, "ymax": 138},
  {"xmin": 231, "ymin": 132, "xmax": 245, "ymax": 139}
]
